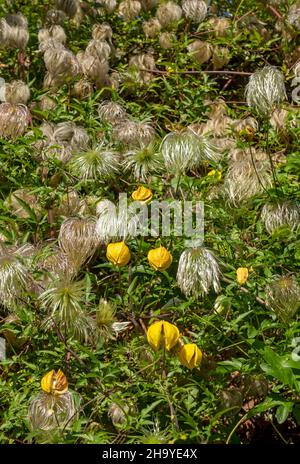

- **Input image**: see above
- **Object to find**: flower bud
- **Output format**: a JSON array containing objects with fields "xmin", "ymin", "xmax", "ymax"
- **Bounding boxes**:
[
  {"xmin": 178, "ymin": 343, "xmax": 202, "ymax": 369},
  {"xmin": 41, "ymin": 369, "xmax": 68, "ymax": 395},
  {"xmin": 147, "ymin": 320, "xmax": 180, "ymax": 351},
  {"xmin": 148, "ymin": 245, "xmax": 172, "ymax": 271},
  {"xmin": 132, "ymin": 186, "xmax": 153, "ymax": 203},
  {"xmin": 106, "ymin": 241, "xmax": 131, "ymax": 266},
  {"xmin": 236, "ymin": 267, "xmax": 249, "ymax": 285}
]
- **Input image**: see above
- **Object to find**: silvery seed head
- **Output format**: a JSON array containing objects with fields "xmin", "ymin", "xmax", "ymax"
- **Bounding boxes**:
[
  {"xmin": 3, "ymin": 80, "xmax": 30, "ymax": 105},
  {"xmin": 38, "ymin": 25, "xmax": 66, "ymax": 45},
  {"xmin": 265, "ymin": 275, "xmax": 300, "ymax": 323},
  {"xmin": 143, "ymin": 18, "xmax": 162, "ymax": 38},
  {"xmin": 0, "ymin": 245, "xmax": 32, "ymax": 311},
  {"xmin": 0, "ymin": 14, "xmax": 29, "ymax": 50},
  {"xmin": 40, "ymin": 277, "xmax": 96, "ymax": 342},
  {"xmin": 245, "ymin": 66, "xmax": 287, "ymax": 116},
  {"xmin": 161, "ymin": 130, "xmax": 221, "ymax": 175},
  {"xmin": 43, "ymin": 46, "xmax": 80, "ymax": 79},
  {"xmin": 156, "ymin": 2, "xmax": 182, "ymax": 28},
  {"xmin": 58, "ymin": 217, "xmax": 98, "ymax": 271},
  {"xmin": 177, "ymin": 247, "xmax": 221, "ymax": 298},
  {"xmin": 92, "ymin": 23, "xmax": 113, "ymax": 41},
  {"xmin": 77, "ymin": 51, "xmax": 109, "ymax": 84},
  {"xmin": 29, "ymin": 391, "xmax": 78, "ymax": 434},
  {"xmin": 223, "ymin": 148, "xmax": 272, "ymax": 206},
  {"xmin": 112, "ymin": 119, "xmax": 156, "ymax": 147},
  {"xmin": 118, "ymin": 0, "xmax": 142, "ymax": 21},
  {"xmin": 85, "ymin": 39, "xmax": 111, "ymax": 63},
  {"xmin": 96, "ymin": 199, "xmax": 142, "ymax": 243},
  {"xmin": 72, "ymin": 78, "xmax": 94, "ymax": 99},
  {"xmin": 261, "ymin": 201, "xmax": 300, "ymax": 234},
  {"xmin": 0, "ymin": 103, "xmax": 31, "ymax": 139},
  {"xmin": 212, "ymin": 46, "xmax": 230, "ymax": 70},
  {"xmin": 182, "ymin": 0, "xmax": 207, "ymax": 23},
  {"xmin": 128, "ymin": 53, "xmax": 156, "ymax": 84},
  {"xmin": 98, "ymin": 100, "xmax": 127, "ymax": 124},
  {"xmin": 68, "ymin": 144, "xmax": 120, "ymax": 181},
  {"xmin": 123, "ymin": 141, "xmax": 163, "ymax": 181},
  {"xmin": 159, "ymin": 31, "xmax": 176, "ymax": 49},
  {"xmin": 187, "ymin": 40, "xmax": 212, "ymax": 65}
]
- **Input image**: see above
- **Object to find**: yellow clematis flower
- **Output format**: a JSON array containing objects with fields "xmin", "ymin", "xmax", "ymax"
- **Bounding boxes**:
[
  {"xmin": 132, "ymin": 186, "xmax": 153, "ymax": 203},
  {"xmin": 41, "ymin": 369, "xmax": 68, "ymax": 395},
  {"xmin": 148, "ymin": 245, "xmax": 173, "ymax": 272},
  {"xmin": 236, "ymin": 267, "xmax": 249, "ymax": 285},
  {"xmin": 178, "ymin": 343, "xmax": 202, "ymax": 369},
  {"xmin": 106, "ymin": 241, "xmax": 131, "ymax": 266},
  {"xmin": 207, "ymin": 169, "xmax": 222, "ymax": 181},
  {"xmin": 147, "ymin": 320, "xmax": 180, "ymax": 351}
]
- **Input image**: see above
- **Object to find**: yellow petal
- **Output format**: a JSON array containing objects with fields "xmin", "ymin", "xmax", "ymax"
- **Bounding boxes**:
[
  {"xmin": 132, "ymin": 186, "xmax": 153, "ymax": 203},
  {"xmin": 236, "ymin": 267, "xmax": 249, "ymax": 285},
  {"xmin": 41, "ymin": 369, "xmax": 68, "ymax": 395},
  {"xmin": 41, "ymin": 370, "xmax": 54, "ymax": 394},
  {"xmin": 106, "ymin": 241, "xmax": 131, "ymax": 266},
  {"xmin": 179, "ymin": 344, "xmax": 202, "ymax": 369},
  {"xmin": 147, "ymin": 320, "xmax": 179, "ymax": 351},
  {"xmin": 148, "ymin": 245, "xmax": 173, "ymax": 272},
  {"xmin": 163, "ymin": 321, "xmax": 180, "ymax": 351}
]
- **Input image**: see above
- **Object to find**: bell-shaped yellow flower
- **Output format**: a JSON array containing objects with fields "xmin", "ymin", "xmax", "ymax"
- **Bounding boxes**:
[
  {"xmin": 132, "ymin": 186, "xmax": 153, "ymax": 203},
  {"xmin": 147, "ymin": 320, "xmax": 180, "ymax": 351},
  {"xmin": 178, "ymin": 343, "xmax": 202, "ymax": 369},
  {"xmin": 236, "ymin": 267, "xmax": 249, "ymax": 285},
  {"xmin": 41, "ymin": 369, "xmax": 68, "ymax": 395},
  {"xmin": 148, "ymin": 245, "xmax": 173, "ymax": 272},
  {"xmin": 207, "ymin": 169, "xmax": 222, "ymax": 181},
  {"xmin": 106, "ymin": 241, "xmax": 131, "ymax": 266}
]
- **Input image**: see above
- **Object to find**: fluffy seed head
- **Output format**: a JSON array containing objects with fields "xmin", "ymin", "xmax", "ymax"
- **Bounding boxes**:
[
  {"xmin": 0, "ymin": 103, "xmax": 31, "ymax": 138},
  {"xmin": 98, "ymin": 100, "xmax": 127, "ymax": 124},
  {"xmin": 38, "ymin": 25, "xmax": 66, "ymax": 45},
  {"xmin": 56, "ymin": 0, "xmax": 79, "ymax": 18},
  {"xmin": 96, "ymin": 199, "xmax": 141, "ymax": 243},
  {"xmin": 112, "ymin": 119, "xmax": 156, "ymax": 147},
  {"xmin": 68, "ymin": 144, "xmax": 120, "ymax": 181},
  {"xmin": 58, "ymin": 217, "xmax": 98, "ymax": 271},
  {"xmin": 182, "ymin": 0, "xmax": 207, "ymax": 22},
  {"xmin": 92, "ymin": 23, "xmax": 113, "ymax": 41},
  {"xmin": 223, "ymin": 148, "xmax": 272, "ymax": 206},
  {"xmin": 245, "ymin": 66, "xmax": 287, "ymax": 116},
  {"xmin": 3, "ymin": 80, "xmax": 30, "ymax": 105},
  {"xmin": 266, "ymin": 275, "xmax": 300, "ymax": 323},
  {"xmin": 123, "ymin": 141, "xmax": 163, "ymax": 181},
  {"xmin": 156, "ymin": 2, "xmax": 182, "ymax": 28},
  {"xmin": 118, "ymin": 0, "xmax": 142, "ymax": 21},
  {"xmin": 143, "ymin": 18, "xmax": 162, "ymax": 38},
  {"xmin": 128, "ymin": 53, "xmax": 156, "ymax": 84},
  {"xmin": 261, "ymin": 201, "xmax": 300, "ymax": 234},
  {"xmin": 177, "ymin": 247, "xmax": 221, "ymax": 298},
  {"xmin": 159, "ymin": 31, "xmax": 175, "ymax": 49},
  {"xmin": 187, "ymin": 40, "xmax": 212, "ymax": 64},
  {"xmin": 29, "ymin": 391, "xmax": 78, "ymax": 432}
]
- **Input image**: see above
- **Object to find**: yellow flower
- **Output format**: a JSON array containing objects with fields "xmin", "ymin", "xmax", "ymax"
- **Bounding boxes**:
[
  {"xmin": 236, "ymin": 267, "xmax": 249, "ymax": 285},
  {"xmin": 132, "ymin": 186, "xmax": 153, "ymax": 203},
  {"xmin": 178, "ymin": 343, "xmax": 202, "ymax": 369},
  {"xmin": 147, "ymin": 320, "xmax": 180, "ymax": 351},
  {"xmin": 148, "ymin": 245, "xmax": 173, "ymax": 272},
  {"xmin": 41, "ymin": 369, "xmax": 68, "ymax": 395},
  {"xmin": 106, "ymin": 241, "xmax": 131, "ymax": 266},
  {"xmin": 207, "ymin": 169, "xmax": 222, "ymax": 181}
]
